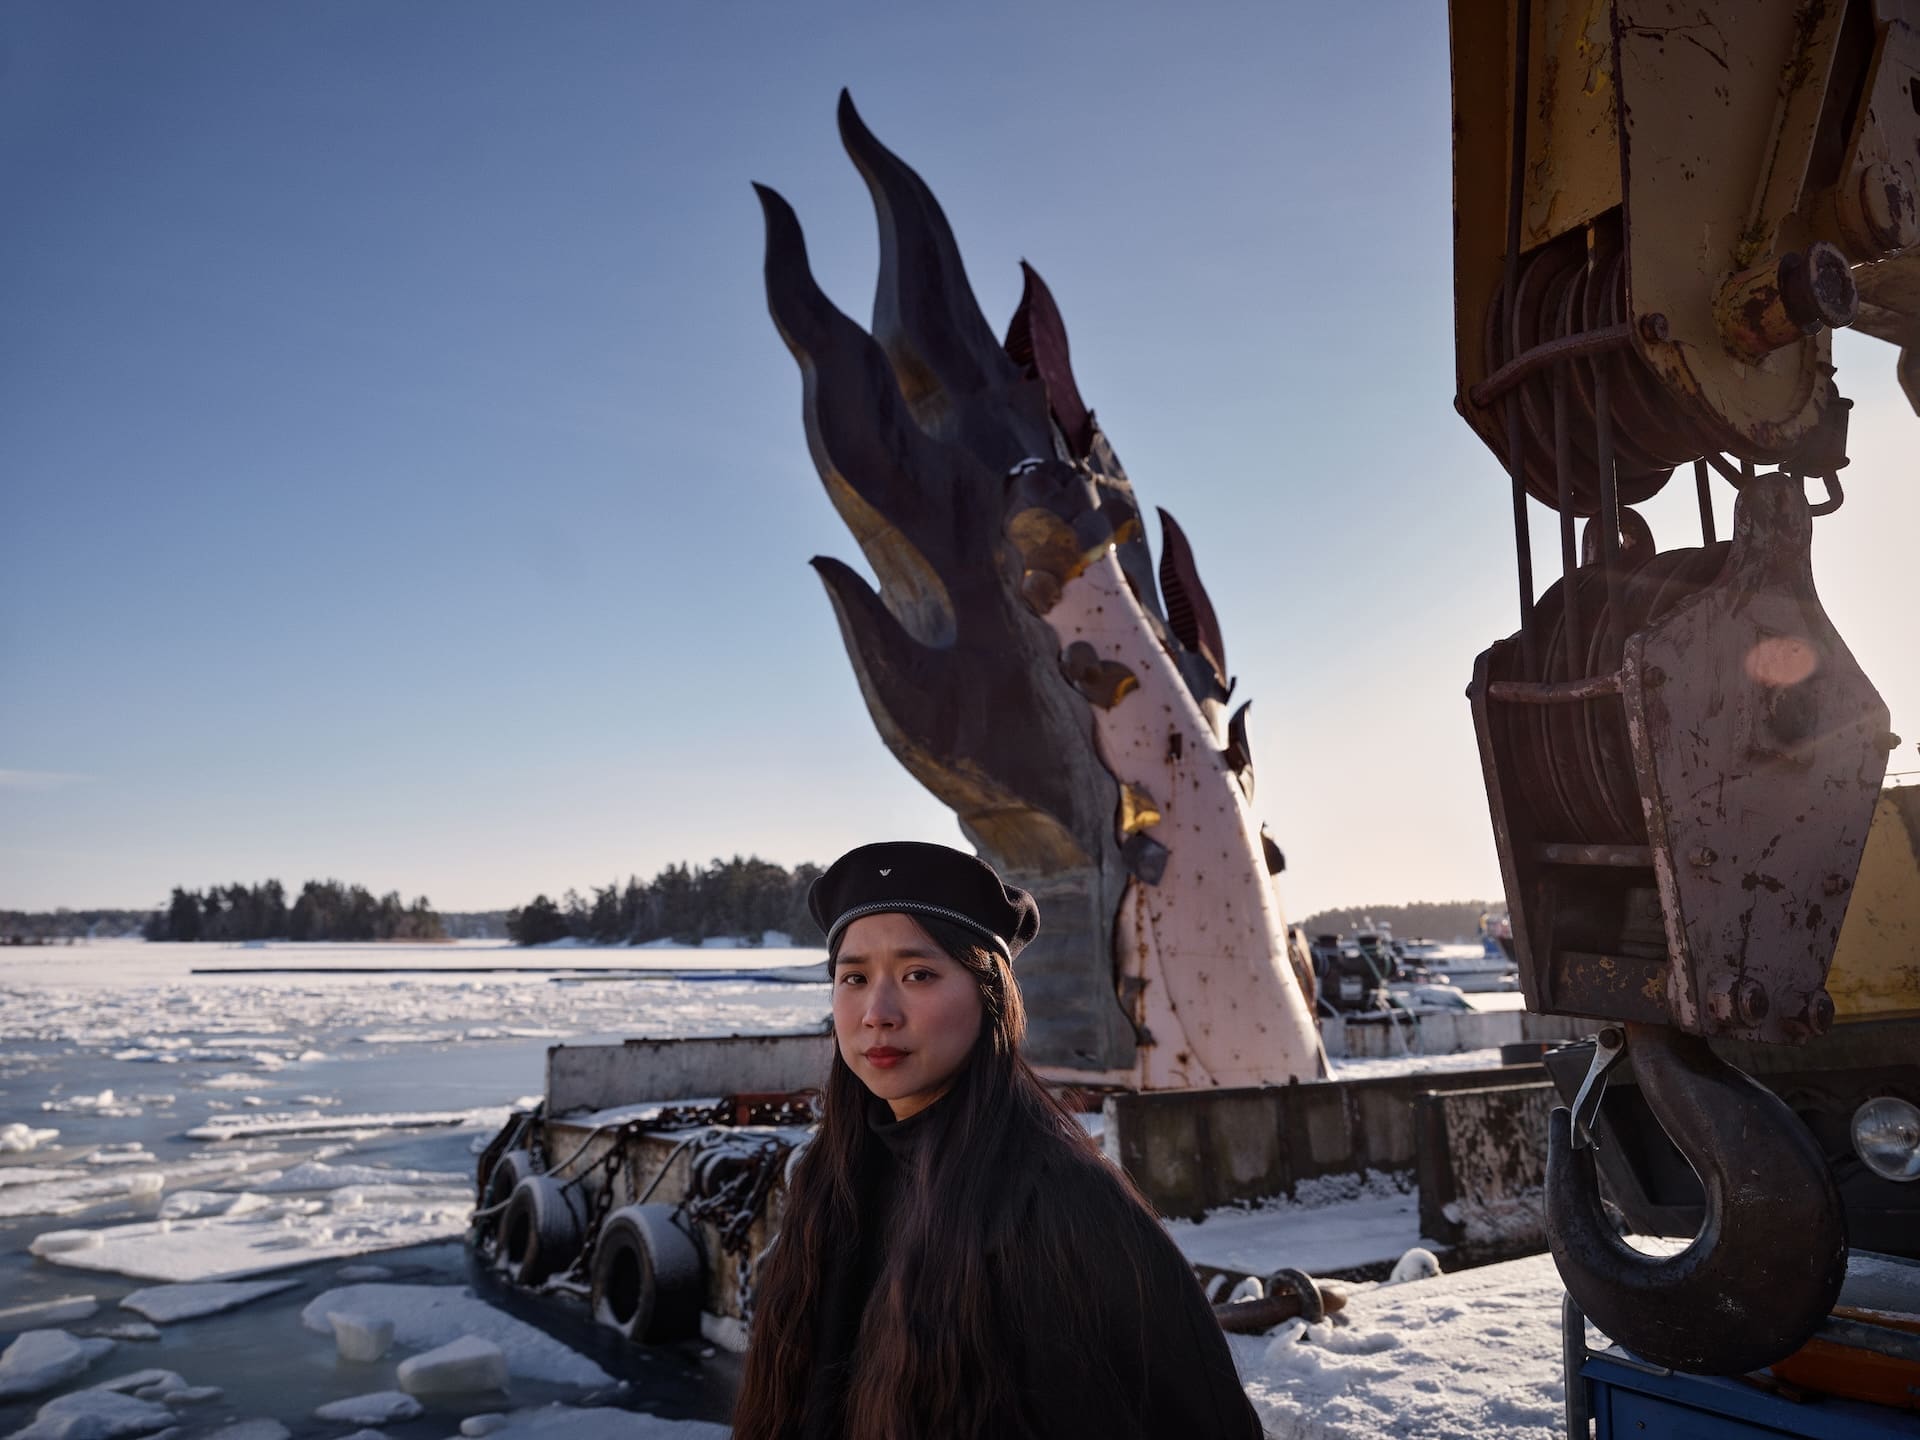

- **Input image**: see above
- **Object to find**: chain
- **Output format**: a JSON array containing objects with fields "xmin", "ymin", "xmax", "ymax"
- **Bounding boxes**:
[
  {"xmin": 534, "ymin": 1093, "xmax": 813, "ymax": 1293},
  {"xmin": 562, "ymin": 1121, "xmax": 642, "ymax": 1285},
  {"xmin": 648, "ymin": 1093, "xmax": 820, "ymax": 1129},
  {"xmin": 682, "ymin": 1133, "xmax": 788, "ymax": 1258}
]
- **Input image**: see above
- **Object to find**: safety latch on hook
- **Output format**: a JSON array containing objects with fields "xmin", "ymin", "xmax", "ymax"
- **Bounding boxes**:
[{"xmin": 1570, "ymin": 1025, "xmax": 1628, "ymax": 1150}]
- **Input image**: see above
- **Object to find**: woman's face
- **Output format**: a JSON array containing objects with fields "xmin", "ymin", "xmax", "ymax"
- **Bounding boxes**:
[{"xmin": 832, "ymin": 912, "xmax": 986, "ymax": 1121}]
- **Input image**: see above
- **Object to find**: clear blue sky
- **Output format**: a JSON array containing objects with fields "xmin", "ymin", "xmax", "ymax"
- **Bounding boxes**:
[{"xmin": 4, "ymin": 2, "xmax": 1914, "ymax": 917}]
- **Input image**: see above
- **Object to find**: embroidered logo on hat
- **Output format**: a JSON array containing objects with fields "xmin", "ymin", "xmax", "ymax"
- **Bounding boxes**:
[{"xmin": 809, "ymin": 841, "xmax": 1041, "ymax": 962}]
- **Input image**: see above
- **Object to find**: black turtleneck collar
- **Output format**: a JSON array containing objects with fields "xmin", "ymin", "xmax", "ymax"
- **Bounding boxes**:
[{"xmin": 865, "ymin": 1089, "xmax": 952, "ymax": 1166}]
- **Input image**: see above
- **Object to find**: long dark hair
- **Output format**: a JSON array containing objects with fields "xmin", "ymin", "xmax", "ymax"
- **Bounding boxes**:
[{"xmin": 732, "ymin": 914, "xmax": 1150, "ymax": 1440}]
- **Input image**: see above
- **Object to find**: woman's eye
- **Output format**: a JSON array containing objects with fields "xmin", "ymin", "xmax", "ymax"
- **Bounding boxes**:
[
  {"xmin": 838, "ymin": 973, "xmax": 865, "ymax": 986},
  {"xmin": 906, "ymin": 968, "xmax": 936, "ymax": 982}
]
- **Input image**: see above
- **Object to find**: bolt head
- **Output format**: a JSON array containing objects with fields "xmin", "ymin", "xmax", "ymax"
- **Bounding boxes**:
[
  {"xmin": 1808, "ymin": 989, "xmax": 1835, "ymax": 1035},
  {"xmin": 1781, "ymin": 244, "xmax": 1860, "ymax": 332},
  {"xmin": 1708, "ymin": 977, "xmax": 1770, "ymax": 1027},
  {"xmin": 1859, "ymin": 164, "xmax": 1919, "ymax": 254},
  {"xmin": 1638, "ymin": 312, "xmax": 1671, "ymax": 344}
]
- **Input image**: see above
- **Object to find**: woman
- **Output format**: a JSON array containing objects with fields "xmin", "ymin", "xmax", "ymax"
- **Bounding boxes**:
[{"xmin": 733, "ymin": 841, "xmax": 1265, "ymax": 1440}]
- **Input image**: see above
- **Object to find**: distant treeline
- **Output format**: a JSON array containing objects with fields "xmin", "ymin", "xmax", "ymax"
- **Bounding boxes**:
[
  {"xmin": 1295, "ymin": 900, "xmax": 1500, "ymax": 942},
  {"xmin": 142, "ymin": 880, "xmax": 444, "ymax": 942},
  {"xmin": 1, "ymin": 909, "xmax": 152, "ymax": 944},
  {"xmin": 509, "ymin": 855, "xmax": 825, "ymax": 947}
]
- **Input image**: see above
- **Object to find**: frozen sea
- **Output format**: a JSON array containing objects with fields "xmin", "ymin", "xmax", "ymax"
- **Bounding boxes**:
[{"xmin": 1, "ymin": 939, "xmax": 830, "ymax": 1439}]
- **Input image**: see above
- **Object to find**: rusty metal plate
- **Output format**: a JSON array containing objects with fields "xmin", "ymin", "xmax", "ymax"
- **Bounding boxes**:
[
  {"xmin": 1624, "ymin": 474, "xmax": 1891, "ymax": 1042},
  {"xmin": 1616, "ymin": 0, "xmax": 1834, "ymax": 457}
]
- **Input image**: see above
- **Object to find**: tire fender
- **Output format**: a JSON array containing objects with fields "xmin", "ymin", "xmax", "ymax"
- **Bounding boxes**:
[
  {"xmin": 499, "ymin": 1173, "xmax": 588, "ymax": 1285},
  {"xmin": 474, "ymin": 1149, "xmax": 535, "ymax": 1252},
  {"xmin": 590, "ymin": 1202, "xmax": 706, "ymax": 1344}
]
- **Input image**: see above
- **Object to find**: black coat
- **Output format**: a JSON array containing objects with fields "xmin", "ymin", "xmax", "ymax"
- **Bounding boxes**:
[{"xmin": 798, "ymin": 1099, "xmax": 1265, "ymax": 1440}]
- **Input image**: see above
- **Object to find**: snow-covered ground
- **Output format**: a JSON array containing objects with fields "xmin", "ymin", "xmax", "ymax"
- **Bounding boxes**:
[
  {"xmin": 1232, "ymin": 1253, "xmax": 1573, "ymax": 1440},
  {"xmin": 2, "ymin": 938, "xmax": 1586, "ymax": 1439}
]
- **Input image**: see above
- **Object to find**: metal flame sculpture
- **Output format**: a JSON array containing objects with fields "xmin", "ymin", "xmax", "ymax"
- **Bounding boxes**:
[{"xmin": 757, "ymin": 93, "xmax": 1325, "ymax": 1087}]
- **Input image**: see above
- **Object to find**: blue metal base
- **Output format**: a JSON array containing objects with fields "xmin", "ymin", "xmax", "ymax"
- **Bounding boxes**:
[{"xmin": 1583, "ymin": 1350, "xmax": 1920, "ymax": 1438}]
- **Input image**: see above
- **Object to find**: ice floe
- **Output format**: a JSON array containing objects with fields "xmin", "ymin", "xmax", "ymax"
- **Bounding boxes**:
[
  {"xmin": 81, "ymin": 1147, "xmax": 158, "ymax": 1168},
  {"xmin": 87, "ymin": 1323, "xmax": 159, "ymax": 1343},
  {"xmin": 204, "ymin": 1422, "xmax": 289, "ymax": 1440},
  {"xmin": 325, "ymin": 1310, "xmax": 395, "ymax": 1362},
  {"xmin": 0, "ymin": 1330, "xmax": 115, "ymax": 1400},
  {"xmin": 355, "ymin": 1031, "xmax": 458, "ymax": 1045},
  {"xmin": 0, "ymin": 1168, "xmax": 86, "ymax": 1191},
  {"xmin": 242, "ymin": 1161, "xmax": 467, "ymax": 1193},
  {"xmin": 299, "ymin": 1286, "xmax": 611, "ymax": 1388},
  {"xmin": 186, "ymin": 1109, "xmax": 509, "ymax": 1143},
  {"xmin": 397, "ymin": 1335, "xmax": 509, "ymax": 1396},
  {"xmin": 92, "ymin": 1370, "xmax": 185, "ymax": 1398},
  {"xmin": 36, "ymin": 1195, "xmax": 470, "ymax": 1282},
  {"xmin": 39, "ymin": 1091, "xmax": 143, "ymax": 1119},
  {"xmin": 29, "ymin": 1232, "xmax": 104, "ymax": 1256},
  {"xmin": 156, "ymin": 1190, "xmax": 277, "ymax": 1221},
  {"xmin": 0, "ymin": 1154, "xmax": 284, "ymax": 1219},
  {"xmin": 5, "ymin": 1386, "xmax": 175, "ymax": 1440},
  {"xmin": 313, "ymin": 1392, "xmax": 422, "ymax": 1425},
  {"xmin": 441, "ymin": 1405, "xmax": 730, "ymax": 1440},
  {"xmin": 0, "ymin": 1123, "xmax": 60, "ymax": 1153},
  {"xmin": 0, "ymin": 1295, "xmax": 99, "ymax": 1330},
  {"xmin": 118, "ymin": 1280, "xmax": 300, "ymax": 1323}
]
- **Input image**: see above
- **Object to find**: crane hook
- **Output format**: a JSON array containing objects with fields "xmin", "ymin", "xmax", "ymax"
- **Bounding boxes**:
[{"xmin": 1544, "ymin": 1021, "xmax": 1846, "ymax": 1376}]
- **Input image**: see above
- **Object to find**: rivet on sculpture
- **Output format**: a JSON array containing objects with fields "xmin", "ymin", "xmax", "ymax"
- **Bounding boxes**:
[{"xmin": 757, "ymin": 93, "xmax": 1326, "ymax": 1088}]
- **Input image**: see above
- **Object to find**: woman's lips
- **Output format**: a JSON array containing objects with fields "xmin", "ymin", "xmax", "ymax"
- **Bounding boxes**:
[{"xmin": 864, "ymin": 1047, "xmax": 907, "ymax": 1069}]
